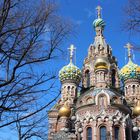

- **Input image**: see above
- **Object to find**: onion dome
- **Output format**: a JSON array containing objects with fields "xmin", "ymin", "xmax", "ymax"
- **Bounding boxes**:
[
  {"xmin": 58, "ymin": 105, "xmax": 71, "ymax": 117},
  {"xmin": 94, "ymin": 57, "xmax": 109, "ymax": 70},
  {"xmin": 59, "ymin": 44, "xmax": 81, "ymax": 84},
  {"xmin": 120, "ymin": 59, "xmax": 140, "ymax": 81},
  {"xmin": 59, "ymin": 62, "xmax": 81, "ymax": 84},
  {"xmin": 120, "ymin": 43, "xmax": 140, "ymax": 82},
  {"xmin": 93, "ymin": 6, "xmax": 105, "ymax": 29},
  {"xmin": 133, "ymin": 100, "xmax": 140, "ymax": 116},
  {"xmin": 93, "ymin": 18, "xmax": 105, "ymax": 29}
]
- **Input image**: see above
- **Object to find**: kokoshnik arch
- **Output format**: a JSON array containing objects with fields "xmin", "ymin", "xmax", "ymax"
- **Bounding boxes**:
[{"xmin": 48, "ymin": 6, "xmax": 140, "ymax": 140}]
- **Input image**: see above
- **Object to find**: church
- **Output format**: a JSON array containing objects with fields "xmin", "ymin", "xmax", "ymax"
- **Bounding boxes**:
[{"xmin": 48, "ymin": 6, "xmax": 140, "ymax": 140}]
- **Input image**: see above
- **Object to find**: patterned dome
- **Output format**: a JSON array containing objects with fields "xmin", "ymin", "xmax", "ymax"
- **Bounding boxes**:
[
  {"xmin": 93, "ymin": 18, "xmax": 105, "ymax": 29},
  {"xmin": 59, "ymin": 62, "xmax": 82, "ymax": 84},
  {"xmin": 120, "ymin": 59, "xmax": 140, "ymax": 81}
]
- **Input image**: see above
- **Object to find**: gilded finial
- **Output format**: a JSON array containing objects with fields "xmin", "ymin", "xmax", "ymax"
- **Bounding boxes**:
[
  {"xmin": 133, "ymin": 100, "xmax": 140, "ymax": 116},
  {"xmin": 68, "ymin": 44, "xmax": 76, "ymax": 63},
  {"xmin": 125, "ymin": 43, "xmax": 133, "ymax": 60},
  {"xmin": 96, "ymin": 5, "xmax": 102, "ymax": 18}
]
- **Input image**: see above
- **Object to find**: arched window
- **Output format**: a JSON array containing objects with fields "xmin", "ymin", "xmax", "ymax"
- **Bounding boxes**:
[
  {"xmin": 67, "ymin": 86, "xmax": 70, "ymax": 94},
  {"xmin": 87, "ymin": 127, "xmax": 92, "ymax": 140},
  {"xmin": 132, "ymin": 85, "xmax": 135, "ymax": 94},
  {"xmin": 71, "ymin": 86, "xmax": 75, "ymax": 97},
  {"xmin": 85, "ymin": 70, "xmax": 90, "ymax": 88},
  {"xmin": 100, "ymin": 126, "xmax": 107, "ymax": 140},
  {"xmin": 112, "ymin": 69, "xmax": 116, "ymax": 87},
  {"xmin": 114, "ymin": 127, "xmax": 119, "ymax": 140}
]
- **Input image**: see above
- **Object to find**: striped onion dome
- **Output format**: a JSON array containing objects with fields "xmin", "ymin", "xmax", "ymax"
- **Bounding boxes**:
[{"xmin": 93, "ymin": 18, "xmax": 105, "ymax": 29}]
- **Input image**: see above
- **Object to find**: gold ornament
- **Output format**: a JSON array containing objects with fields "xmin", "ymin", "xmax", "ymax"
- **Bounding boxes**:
[
  {"xmin": 133, "ymin": 100, "xmax": 140, "ymax": 116},
  {"xmin": 58, "ymin": 105, "xmax": 71, "ymax": 117},
  {"xmin": 94, "ymin": 57, "xmax": 108, "ymax": 70}
]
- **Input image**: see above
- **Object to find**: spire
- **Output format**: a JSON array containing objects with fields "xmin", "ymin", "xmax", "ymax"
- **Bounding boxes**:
[
  {"xmin": 68, "ymin": 44, "xmax": 76, "ymax": 63},
  {"xmin": 125, "ymin": 43, "xmax": 133, "ymax": 61},
  {"xmin": 96, "ymin": 5, "xmax": 102, "ymax": 18},
  {"xmin": 93, "ymin": 6, "xmax": 106, "ymax": 47}
]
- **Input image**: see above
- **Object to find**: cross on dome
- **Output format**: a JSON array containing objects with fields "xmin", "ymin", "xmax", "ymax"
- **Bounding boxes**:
[
  {"xmin": 125, "ymin": 43, "xmax": 133, "ymax": 60},
  {"xmin": 68, "ymin": 44, "xmax": 76, "ymax": 63},
  {"xmin": 96, "ymin": 5, "xmax": 102, "ymax": 18}
]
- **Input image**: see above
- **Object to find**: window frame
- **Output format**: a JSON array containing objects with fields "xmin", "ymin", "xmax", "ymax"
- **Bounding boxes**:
[
  {"xmin": 100, "ymin": 126, "xmax": 107, "ymax": 140},
  {"xmin": 114, "ymin": 126, "xmax": 119, "ymax": 140},
  {"xmin": 87, "ymin": 127, "xmax": 92, "ymax": 140}
]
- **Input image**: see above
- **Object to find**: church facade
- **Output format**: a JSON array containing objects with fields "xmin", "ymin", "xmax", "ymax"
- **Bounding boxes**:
[{"xmin": 48, "ymin": 6, "xmax": 140, "ymax": 140}]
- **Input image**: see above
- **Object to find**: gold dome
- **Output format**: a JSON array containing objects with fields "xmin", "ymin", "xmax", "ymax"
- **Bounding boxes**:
[
  {"xmin": 95, "ymin": 65, "xmax": 108, "ymax": 70},
  {"xmin": 133, "ymin": 100, "xmax": 140, "ymax": 116},
  {"xmin": 58, "ymin": 105, "xmax": 71, "ymax": 117},
  {"xmin": 94, "ymin": 57, "xmax": 109, "ymax": 70}
]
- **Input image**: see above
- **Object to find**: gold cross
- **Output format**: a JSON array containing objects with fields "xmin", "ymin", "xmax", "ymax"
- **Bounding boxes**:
[
  {"xmin": 125, "ymin": 43, "xmax": 133, "ymax": 59},
  {"xmin": 68, "ymin": 44, "xmax": 76, "ymax": 63},
  {"xmin": 96, "ymin": 5, "xmax": 102, "ymax": 18}
]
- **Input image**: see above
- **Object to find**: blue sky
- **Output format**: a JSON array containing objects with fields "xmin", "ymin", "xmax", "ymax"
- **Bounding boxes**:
[
  {"xmin": 57, "ymin": 0, "xmax": 140, "ymax": 70},
  {"xmin": 1, "ymin": 0, "xmax": 140, "ymax": 139}
]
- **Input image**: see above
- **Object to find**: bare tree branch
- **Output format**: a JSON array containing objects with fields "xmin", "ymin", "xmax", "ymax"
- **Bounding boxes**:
[{"xmin": 0, "ymin": 1, "xmax": 73, "ymax": 136}]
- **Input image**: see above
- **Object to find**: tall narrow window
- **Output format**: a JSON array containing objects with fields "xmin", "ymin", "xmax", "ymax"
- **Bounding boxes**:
[
  {"xmin": 87, "ymin": 127, "xmax": 92, "ymax": 140},
  {"xmin": 67, "ymin": 86, "xmax": 70, "ymax": 94},
  {"xmin": 100, "ymin": 126, "xmax": 107, "ymax": 140},
  {"xmin": 112, "ymin": 69, "xmax": 116, "ymax": 87},
  {"xmin": 85, "ymin": 70, "xmax": 90, "ymax": 88},
  {"xmin": 132, "ymin": 85, "xmax": 135, "ymax": 94},
  {"xmin": 114, "ymin": 127, "xmax": 119, "ymax": 140}
]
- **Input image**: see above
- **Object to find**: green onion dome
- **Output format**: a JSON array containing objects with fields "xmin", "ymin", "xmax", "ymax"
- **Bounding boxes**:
[
  {"xmin": 93, "ymin": 18, "xmax": 105, "ymax": 29},
  {"xmin": 120, "ymin": 59, "xmax": 140, "ymax": 82},
  {"xmin": 59, "ymin": 62, "xmax": 82, "ymax": 84}
]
